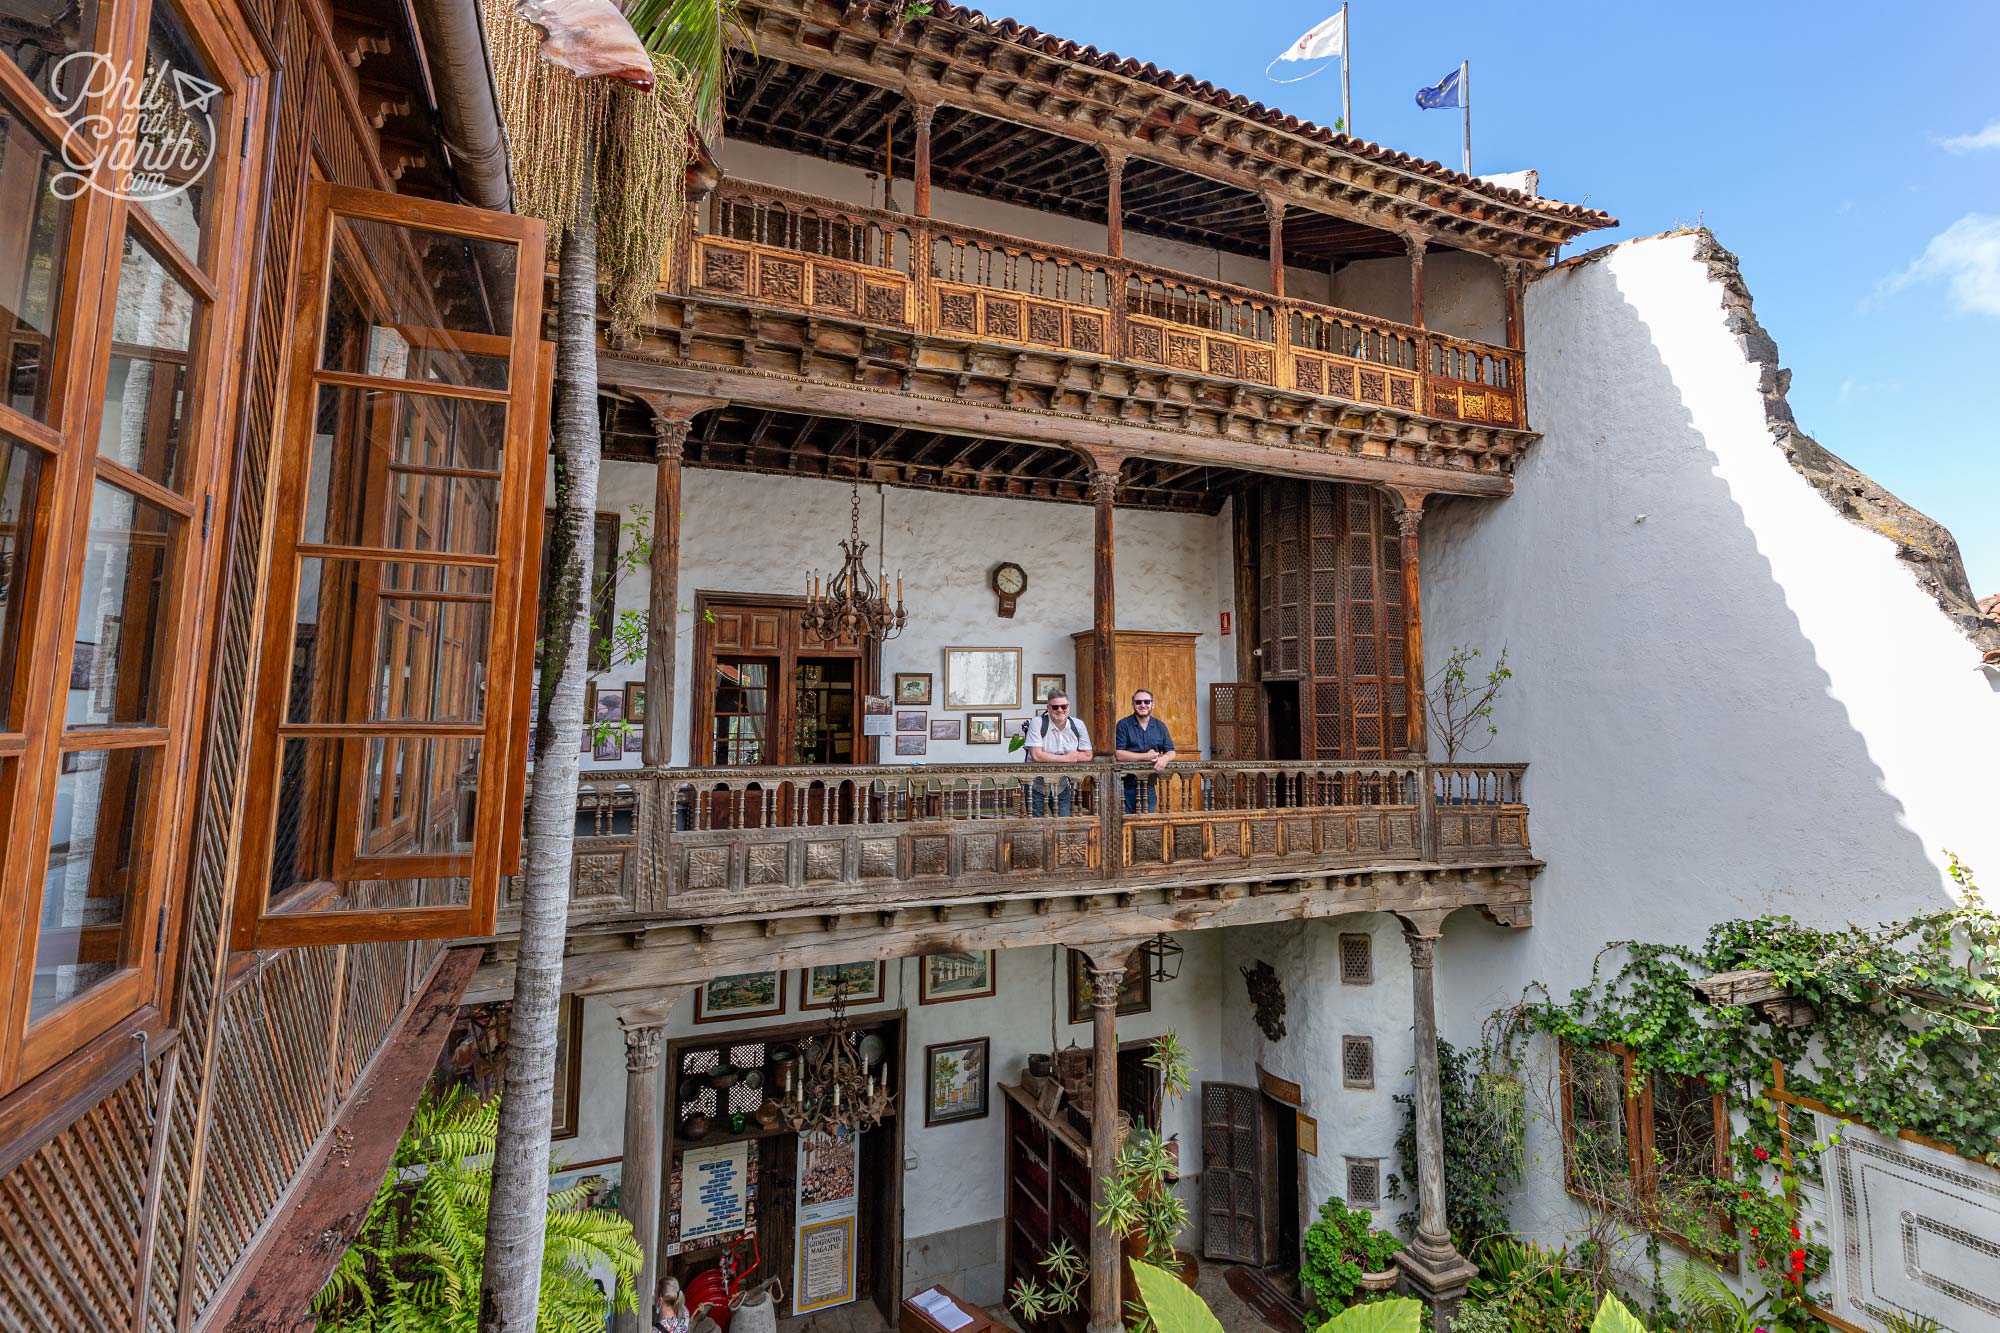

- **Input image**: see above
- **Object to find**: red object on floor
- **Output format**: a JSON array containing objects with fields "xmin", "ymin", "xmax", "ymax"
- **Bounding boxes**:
[{"xmin": 686, "ymin": 1235, "xmax": 760, "ymax": 1332}]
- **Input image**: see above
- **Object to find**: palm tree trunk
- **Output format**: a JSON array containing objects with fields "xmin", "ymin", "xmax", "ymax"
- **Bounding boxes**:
[{"xmin": 478, "ymin": 163, "xmax": 602, "ymax": 1331}]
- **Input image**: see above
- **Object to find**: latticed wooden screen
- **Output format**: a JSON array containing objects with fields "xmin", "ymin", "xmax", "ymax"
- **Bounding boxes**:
[
  {"xmin": 1208, "ymin": 683, "xmax": 1260, "ymax": 760},
  {"xmin": 1200, "ymin": 1081, "xmax": 1265, "ymax": 1264},
  {"xmin": 1255, "ymin": 480, "xmax": 1411, "ymax": 759}
]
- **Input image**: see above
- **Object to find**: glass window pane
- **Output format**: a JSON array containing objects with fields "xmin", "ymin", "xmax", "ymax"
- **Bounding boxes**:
[
  {"xmin": 0, "ymin": 106, "xmax": 76, "ymax": 422},
  {"xmin": 100, "ymin": 229, "xmax": 200, "ymax": 490},
  {"xmin": 34, "ymin": 745, "xmax": 155, "ymax": 1020},
  {"xmin": 302, "ymin": 385, "xmax": 506, "ymax": 555},
  {"xmin": 267, "ymin": 734, "xmax": 479, "ymax": 902},
  {"xmin": 321, "ymin": 218, "xmax": 518, "ymax": 389},
  {"xmin": 4, "ymin": 0, "xmax": 102, "ymax": 114},
  {"xmin": 1566, "ymin": 1046, "xmax": 1632, "ymax": 1205},
  {"xmin": 69, "ymin": 479, "xmax": 180, "ymax": 727},
  {"xmin": 286, "ymin": 557, "xmax": 494, "ymax": 725},
  {"xmin": 0, "ymin": 434, "xmax": 44, "ymax": 726},
  {"xmin": 136, "ymin": 0, "xmax": 222, "ymax": 258}
]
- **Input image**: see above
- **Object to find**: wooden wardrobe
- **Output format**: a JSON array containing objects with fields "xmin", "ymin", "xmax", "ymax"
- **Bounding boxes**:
[{"xmin": 1070, "ymin": 630, "xmax": 1200, "ymax": 756}]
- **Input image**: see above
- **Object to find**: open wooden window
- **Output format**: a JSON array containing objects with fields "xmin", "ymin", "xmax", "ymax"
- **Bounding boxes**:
[
  {"xmin": 231, "ymin": 183, "xmax": 547, "ymax": 950},
  {"xmin": 1558, "ymin": 1041, "xmax": 1733, "ymax": 1256}
]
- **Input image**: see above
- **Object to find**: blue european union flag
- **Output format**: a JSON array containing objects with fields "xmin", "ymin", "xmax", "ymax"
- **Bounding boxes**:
[{"xmin": 1415, "ymin": 67, "xmax": 1463, "ymax": 110}]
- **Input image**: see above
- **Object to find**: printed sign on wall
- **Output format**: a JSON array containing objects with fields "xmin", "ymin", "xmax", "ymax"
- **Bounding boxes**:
[
  {"xmin": 678, "ymin": 1142, "xmax": 749, "ymax": 1245},
  {"xmin": 793, "ymin": 1128, "xmax": 861, "ymax": 1314}
]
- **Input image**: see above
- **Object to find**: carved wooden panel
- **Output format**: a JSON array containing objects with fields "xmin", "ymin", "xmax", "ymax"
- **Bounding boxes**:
[
  {"xmin": 1071, "ymin": 312, "xmax": 1105, "ymax": 353},
  {"xmin": 983, "ymin": 297, "xmax": 1023, "ymax": 339},
  {"xmin": 759, "ymin": 254, "xmax": 805, "ymax": 303},
  {"xmin": 810, "ymin": 262, "xmax": 856, "ymax": 312}
]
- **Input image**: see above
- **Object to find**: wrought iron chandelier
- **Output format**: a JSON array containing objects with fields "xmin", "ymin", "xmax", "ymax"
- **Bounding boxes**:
[
  {"xmin": 802, "ymin": 484, "xmax": 907, "ymax": 644},
  {"xmin": 1138, "ymin": 932, "xmax": 1184, "ymax": 984},
  {"xmin": 779, "ymin": 986, "xmax": 893, "ymax": 1136}
]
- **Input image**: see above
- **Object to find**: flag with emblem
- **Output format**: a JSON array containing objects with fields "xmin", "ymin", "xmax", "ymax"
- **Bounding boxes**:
[
  {"xmin": 1414, "ymin": 65, "xmax": 1463, "ymax": 110},
  {"xmin": 1267, "ymin": 6, "xmax": 1353, "ymax": 133}
]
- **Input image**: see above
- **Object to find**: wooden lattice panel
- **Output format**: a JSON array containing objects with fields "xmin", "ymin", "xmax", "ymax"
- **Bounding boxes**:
[{"xmin": 1209, "ymin": 683, "xmax": 1259, "ymax": 760}]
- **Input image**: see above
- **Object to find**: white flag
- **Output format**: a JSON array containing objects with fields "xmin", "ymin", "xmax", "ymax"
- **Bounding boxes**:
[{"xmin": 1277, "ymin": 11, "xmax": 1345, "ymax": 62}]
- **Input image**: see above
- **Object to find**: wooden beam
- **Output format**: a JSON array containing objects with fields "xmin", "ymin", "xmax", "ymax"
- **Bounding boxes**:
[
  {"xmin": 1385, "ymin": 486, "xmax": 1428, "ymax": 756},
  {"xmin": 912, "ymin": 99, "xmax": 936, "ymax": 217},
  {"xmin": 208, "ymin": 948, "xmax": 481, "ymax": 1328},
  {"xmin": 1090, "ymin": 462, "xmax": 1120, "ymax": 757},
  {"xmin": 1407, "ymin": 233, "xmax": 1427, "ymax": 329},
  {"xmin": 1265, "ymin": 195, "xmax": 1286, "ymax": 299},
  {"xmin": 1102, "ymin": 146, "xmax": 1126, "ymax": 259}
]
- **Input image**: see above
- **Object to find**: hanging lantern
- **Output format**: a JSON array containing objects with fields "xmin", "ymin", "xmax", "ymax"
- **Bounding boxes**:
[
  {"xmin": 802, "ymin": 483, "xmax": 907, "ymax": 644},
  {"xmin": 1138, "ymin": 932, "xmax": 1183, "ymax": 984}
]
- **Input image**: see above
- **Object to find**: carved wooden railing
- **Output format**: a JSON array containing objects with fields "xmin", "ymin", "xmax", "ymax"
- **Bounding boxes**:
[
  {"xmin": 681, "ymin": 181, "xmax": 1525, "ymax": 430},
  {"xmin": 522, "ymin": 759, "xmax": 1532, "ymax": 924}
]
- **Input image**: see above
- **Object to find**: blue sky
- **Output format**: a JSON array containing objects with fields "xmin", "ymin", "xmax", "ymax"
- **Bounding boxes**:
[{"xmin": 982, "ymin": 0, "xmax": 2000, "ymax": 595}]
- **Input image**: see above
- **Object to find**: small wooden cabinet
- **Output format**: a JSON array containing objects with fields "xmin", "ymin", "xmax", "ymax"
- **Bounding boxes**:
[{"xmin": 1071, "ymin": 631, "xmax": 1200, "ymax": 756}]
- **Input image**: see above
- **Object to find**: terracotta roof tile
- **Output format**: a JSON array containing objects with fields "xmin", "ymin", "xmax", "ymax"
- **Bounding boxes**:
[
  {"xmin": 920, "ymin": 1, "xmax": 1616, "ymax": 231},
  {"xmin": 1979, "ymin": 593, "xmax": 2000, "ymax": 620}
]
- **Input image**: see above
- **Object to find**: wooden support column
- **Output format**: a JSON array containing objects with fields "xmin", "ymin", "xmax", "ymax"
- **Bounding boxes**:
[
  {"xmin": 1088, "ymin": 461, "xmax": 1121, "ymax": 752},
  {"xmin": 1084, "ymin": 950, "xmax": 1129, "ymax": 1333},
  {"xmin": 1101, "ymin": 146, "xmax": 1127, "ymax": 258},
  {"xmin": 1394, "ymin": 917, "xmax": 1477, "ymax": 1328},
  {"xmin": 610, "ymin": 992, "xmax": 674, "ymax": 1333},
  {"xmin": 1385, "ymin": 487, "xmax": 1427, "ymax": 756},
  {"xmin": 1501, "ymin": 259, "xmax": 1527, "ymax": 350},
  {"xmin": 912, "ymin": 99, "xmax": 936, "ymax": 218},
  {"xmin": 1406, "ymin": 233, "xmax": 1427, "ymax": 328},
  {"xmin": 629, "ymin": 394, "xmax": 717, "ymax": 768},
  {"xmin": 1264, "ymin": 193, "xmax": 1286, "ymax": 298}
]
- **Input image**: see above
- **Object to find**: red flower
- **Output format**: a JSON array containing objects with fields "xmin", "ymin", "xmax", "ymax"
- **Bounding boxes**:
[
  {"xmin": 1757, "ymin": 1259, "xmax": 1768, "ymax": 1269},
  {"xmin": 1740, "ymin": 1191, "xmax": 1751, "ymax": 1200},
  {"xmin": 1790, "ymin": 1225, "xmax": 1802, "ymax": 1240},
  {"xmin": 1753, "ymin": 1146, "xmax": 1770, "ymax": 1161},
  {"xmin": 1749, "ymin": 1228, "xmax": 1759, "ymax": 1238}
]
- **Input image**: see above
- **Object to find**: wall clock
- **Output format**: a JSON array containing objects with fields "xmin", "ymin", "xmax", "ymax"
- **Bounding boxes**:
[{"xmin": 991, "ymin": 561, "xmax": 1027, "ymax": 618}]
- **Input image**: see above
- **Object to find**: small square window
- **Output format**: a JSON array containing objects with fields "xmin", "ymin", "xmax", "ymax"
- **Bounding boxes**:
[
  {"xmin": 1339, "ymin": 932, "xmax": 1372, "ymax": 984},
  {"xmin": 1341, "ymin": 1035, "xmax": 1374, "ymax": 1088},
  {"xmin": 1345, "ymin": 1157, "xmax": 1381, "ymax": 1206}
]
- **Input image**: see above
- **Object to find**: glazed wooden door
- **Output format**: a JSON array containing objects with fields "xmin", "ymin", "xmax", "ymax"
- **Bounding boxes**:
[{"xmin": 1200, "ymin": 1081, "xmax": 1266, "ymax": 1264}]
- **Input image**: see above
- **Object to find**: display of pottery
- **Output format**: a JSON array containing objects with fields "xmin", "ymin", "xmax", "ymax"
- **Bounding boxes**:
[{"xmin": 681, "ymin": 1114, "xmax": 711, "ymax": 1141}]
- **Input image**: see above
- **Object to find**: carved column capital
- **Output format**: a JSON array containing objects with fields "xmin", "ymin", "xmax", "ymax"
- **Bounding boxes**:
[
  {"xmin": 1500, "ymin": 257, "xmax": 1530, "ymax": 293},
  {"xmin": 1087, "ymin": 467, "xmax": 1121, "ymax": 505},
  {"xmin": 1087, "ymin": 962, "xmax": 1128, "ymax": 1011},
  {"xmin": 1404, "ymin": 931, "xmax": 1438, "ymax": 970},
  {"xmin": 1098, "ymin": 143, "xmax": 1129, "ymax": 177},
  {"xmin": 653, "ymin": 415, "xmax": 692, "ymax": 463},
  {"xmin": 909, "ymin": 98, "xmax": 938, "ymax": 133},
  {"xmin": 1404, "ymin": 231, "xmax": 1429, "ymax": 262},
  {"xmin": 1260, "ymin": 191, "xmax": 1286, "ymax": 222},
  {"xmin": 622, "ymin": 1022, "xmax": 665, "ymax": 1074}
]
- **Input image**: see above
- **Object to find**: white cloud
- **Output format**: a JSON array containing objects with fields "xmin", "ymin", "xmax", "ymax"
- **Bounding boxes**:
[
  {"xmin": 1881, "ymin": 214, "xmax": 2000, "ymax": 317},
  {"xmin": 1939, "ymin": 121, "xmax": 2000, "ymax": 153}
]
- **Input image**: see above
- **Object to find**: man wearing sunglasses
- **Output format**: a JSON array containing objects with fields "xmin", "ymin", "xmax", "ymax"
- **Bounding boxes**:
[
  {"xmin": 1114, "ymin": 690, "xmax": 1177, "ymax": 813},
  {"xmin": 1023, "ymin": 691, "xmax": 1092, "ymax": 816}
]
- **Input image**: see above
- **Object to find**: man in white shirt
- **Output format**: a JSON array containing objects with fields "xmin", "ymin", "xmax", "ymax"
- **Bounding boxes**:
[{"xmin": 1023, "ymin": 691, "xmax": 1092, "ymax": 816}]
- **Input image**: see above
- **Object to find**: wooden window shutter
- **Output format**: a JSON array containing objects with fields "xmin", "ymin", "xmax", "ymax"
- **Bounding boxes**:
[
  {"xmin": 1199, "ymin": 1081, "xmax": 1265, "ymax": 1264},
  {"xmin": 1208, "ymin": 682, "xmax": 1260, "ymax": 760},
  {"xmin": 232, "ymin": 183, "xmax": 549, "ymax": 949}
]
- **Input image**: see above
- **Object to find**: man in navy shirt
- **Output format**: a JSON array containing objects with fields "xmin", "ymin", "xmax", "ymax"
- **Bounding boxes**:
[{"xmin": 1114, "ymin": 689, "xmax": 1177, "ymax": 813}]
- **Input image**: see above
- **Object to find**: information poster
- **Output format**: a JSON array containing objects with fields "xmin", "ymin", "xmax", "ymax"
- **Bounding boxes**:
[
  {"xmin": 678, "ymin": 1142, "xmax": 749, "ymax": 1245},
  {"xmin": 792, "ymin": 1127, "xmax": 861, "ymax": 1314},
  {"xmin": 862, "ymin": 695, "xmax": 894, "ymax": 737}
]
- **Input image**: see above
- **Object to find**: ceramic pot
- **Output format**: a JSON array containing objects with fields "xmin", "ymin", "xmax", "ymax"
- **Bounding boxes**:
[{"xmin": 1356, "ymin": 1267, "xmax": 1400, "ymax": 1292}]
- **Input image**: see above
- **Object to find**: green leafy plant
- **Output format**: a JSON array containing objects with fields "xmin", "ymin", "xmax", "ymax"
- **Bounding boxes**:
[
  {"xmin": 1390, "ymin": 1035, "xmax": 1523, "ymax": 1252},
  {"xmin": 1589, "ymin": 1293, "xmax": 1650, "ymax": 1333},
  {"xmin": 1299, "ymin": 1195, "xmax": 1404, "ymax": 1310},
  {"xmin": 1465, "ymin": 1239, "xmax": 1598, "ymax": 1333},
  {"xmin": 1306, "ymin": 1294, "xmax": 1425, "ymax": 1333},
  {"xmin": 1448, "ymin": 1302, "xmax": 1510, "ymax": 1333},
  {"xmin": 1129, "ymin": 1259, "xmax": 1225, "ymax": 1333},
  {"xmin": 1428, "ymin": 644, "xmax": 1511, "ymax": 761},
  {"xmin": 1664, "ymin": 1261, "xmax": 1775, "ymax": 1333},
  {"xmin": 313, "ymin": 1088, "xmax": 640, "ymax": 1333}
]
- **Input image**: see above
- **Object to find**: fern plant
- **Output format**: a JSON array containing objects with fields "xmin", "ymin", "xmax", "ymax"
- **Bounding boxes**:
[{"xmin": 314, "ymin": 1088, "xmax": 640, "ymax": 1333}]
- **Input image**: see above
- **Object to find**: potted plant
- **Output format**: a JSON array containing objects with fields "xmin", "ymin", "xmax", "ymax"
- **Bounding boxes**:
[{"xmin": 1300, "ymin": 1196, "xmax": 1404, "ymax": 1311}]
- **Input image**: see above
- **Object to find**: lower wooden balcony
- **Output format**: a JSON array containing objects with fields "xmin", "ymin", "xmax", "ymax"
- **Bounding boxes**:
[{"xmin": 507, "ymin": 761, "xmax": 1534, "ymax": 929}]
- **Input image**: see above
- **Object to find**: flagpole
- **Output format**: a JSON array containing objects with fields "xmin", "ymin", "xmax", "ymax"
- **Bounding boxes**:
[
  {"xmin": 1461, "ymin": 58, "xmax": 1471, "ymax": 175},
  {"xmin": 1340, "ymin": 2, "xmax": 1351, "ymax": 135}
]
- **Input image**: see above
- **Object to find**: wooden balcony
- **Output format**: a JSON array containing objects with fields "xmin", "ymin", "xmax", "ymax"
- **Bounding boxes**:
[
  {"xmin": 509, "ymin": 760, "xmax": 1534, "ymax": 928},
  {"xmin": 674, "ymin": 182, "xmax": 1525, "ymax": 433}
]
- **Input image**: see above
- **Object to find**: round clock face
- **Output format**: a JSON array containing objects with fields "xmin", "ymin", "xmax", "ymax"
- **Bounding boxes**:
[{"xmin": 994, "ymin": 563, "xmax": 1027, "ymax": 596}]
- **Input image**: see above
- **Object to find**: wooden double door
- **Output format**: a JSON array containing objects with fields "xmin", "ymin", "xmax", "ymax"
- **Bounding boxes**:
[{"xmin": 692, "ymin": 593, "xmax": 878, "ymax": 768}]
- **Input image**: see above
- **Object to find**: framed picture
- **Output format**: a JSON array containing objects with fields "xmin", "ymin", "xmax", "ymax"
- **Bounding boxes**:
[
  {"xmin": 434, "ymin": 995, "xmax": 584, "ymax": 1139},
  {"xmin": 624, "ymin": 726, "xmax": 643, "ymax": 754},
  {"xmin": 943, "ymin": 646, "xmax": 1021, "ymax": 711},
  {"xmin": 69, "ymin": 642, "xmax": 94, "ymax": 692},
  {"xmin": 894, "ymin": 672, "xmax": 933, "ymax": 705},
  {"xmin": 920, "ymin": 950, "xmax": 997, "ymax": 1005},
  {"xmin": 929, "ymin": 718, "xmax": 960, "ymax": 741},
  {"xmin": 595, "ymin": 691, "xmax": 624, "ymax": 725},
  {"xmin": 694, "ymin": 970, "xmax": 788, "ymax": 1023},
  {"xmin": 1032, "ymin": 673, "xmax": 1067, "ymax": 705},
  {"xmin": 93, "ymin": 618, "xmax": 121, "ymax": 713},
  {"xmin": 1067, "ymin": 947, "xmax": 1152, "ymax": 1025},
  {"xmin": 624, "ymin": 682, "xmax": 647, "ymax": 721},
  {"xmin": 581, "ymin": 682, "xmax": 595, "ymax": 752},
  {"xmin": 801, "ymin": 961, "xmax": 885, "ymax": 1010},
  {"xmin": 925, "ymin": 1037, "xmax": 991, "ymax": 1127},
  {"xmin": 896, "ymin": 710, "xmax": 927, "ymax": 733},
  {"xmin": 966, "ymin": 713, "xmax": 1002, "ymax": 745},
  {"xmin": 894, "ymin": 733, "xmax": 927, "ymax": 756},
  {"xmin": 593, "ymin": 688, "xmax": 625, "ymax": 760},
  {"xmin": 1006, "ymin": 717, "xmax": 1033, "ymax": 744}
]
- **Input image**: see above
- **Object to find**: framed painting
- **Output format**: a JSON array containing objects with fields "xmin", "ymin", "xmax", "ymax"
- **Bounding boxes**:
[
  {"xmin": 920, "ymin": 950, "xmax": 997, "ymax": 1005},
  {"xmin": 1067, "ymin": 947, "xmax": 1152, "ymax": 1025},
  {"xmin": 894, "ymin": 672, "xmax": 933, "ymax": 706},
  {"xmin": 801, "ymin": 961, "xmax": 885, "ymax": 1010},
  {"xmin": 896, "ymin": 710, "xmax": 927, "ymax": 733},
  {"xmin": 943, "ymin": 646, "xmax": 1021, "ymax": 711},
  {"xmin": 894, "ymin": 733, "xmax": 927, "ymax": 756},
  {"xmin": 925, "ymin": 1037, "xmax": 991, "ymax": 1127},
  {"xmin": 929, "ymin": 718, "xmax": 960, "ymax": 741},
  {"xmin": 1032, "ymin": 673, "xmax": 1067, "ymax": 705},
  {"xmin": 624, "ymin": 682, "xmax": 647, "ymax": 721},
  {"xmin": 966, "ymin": 713, "xmax": 1002, "ymax": 745},
  {"xmin": 694, "ymin": 970, "xmax": 788, "ymax": 1024},
  {"xmin": 434, "ymin": 995, "xmax": 584, "ymax": 1139},
  {"xmin": 581, "ymin": 682, "xmax": 595, "ymax": 751}
]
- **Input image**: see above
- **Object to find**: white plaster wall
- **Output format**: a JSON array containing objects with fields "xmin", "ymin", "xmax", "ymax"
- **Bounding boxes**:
[
  {"xmin": 578, "ymin": 465, "xmax": 1235, "ymax": 770},
  {"xmin": 1418, "ymin": 229, "xmax": 2000, "ymax": 1247},
  {"xmin": 1330, "ymin": 249, "xmax": 1506, "ymax": 345},
  {"xmin": 1219, "ymin": 916, "xmax": 1416, "ymax": 1224},
  {"xmin": 561, "ymin": 935, "xmax": 1228, "ymax": 1245}
]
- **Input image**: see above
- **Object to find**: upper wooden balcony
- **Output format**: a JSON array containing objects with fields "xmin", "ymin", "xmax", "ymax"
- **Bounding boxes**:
[
  {"xmin": 506, "ymin": 759, "xmax": 1535, "ymax": 932},
  {"xmin": 667, "ymin": 182, "xmax": 1526, "ymax": 438}
]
